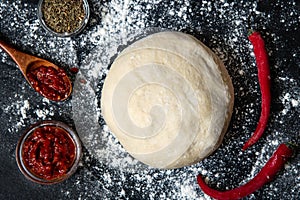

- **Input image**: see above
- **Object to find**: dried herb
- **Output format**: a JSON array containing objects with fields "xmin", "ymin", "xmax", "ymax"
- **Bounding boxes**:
[{"xmin": 41, "ymin": 0, "xmax": 86, "ymax": 34}]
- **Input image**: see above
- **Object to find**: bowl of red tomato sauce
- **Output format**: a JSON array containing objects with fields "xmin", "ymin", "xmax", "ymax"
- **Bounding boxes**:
[{"xmin": 16, "ymin": 120, "xmax": 82, "ymax": 184}]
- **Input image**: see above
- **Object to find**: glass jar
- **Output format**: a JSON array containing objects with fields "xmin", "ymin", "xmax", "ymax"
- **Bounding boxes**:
[
  {"xmin": 16, "ymin": 120, "xmax": 82, "ymax": 184},
  {"xmin": 37, "ymin": 0, "xmax": 90, "ymax": 37}
]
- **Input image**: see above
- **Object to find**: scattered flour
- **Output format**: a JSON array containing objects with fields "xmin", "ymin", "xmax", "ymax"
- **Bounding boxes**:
[{"xmin": 0, "ymin": 0, "xmax": 299, "ymax": 199}]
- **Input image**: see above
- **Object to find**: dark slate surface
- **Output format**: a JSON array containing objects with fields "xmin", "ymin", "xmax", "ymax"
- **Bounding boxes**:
[{"xmin": 0, "ymin": 0, "xmax": 299, "ymax": 199}]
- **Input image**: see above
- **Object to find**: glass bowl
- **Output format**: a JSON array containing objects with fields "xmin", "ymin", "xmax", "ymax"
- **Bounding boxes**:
[
  {"xmin": 37, "ymin": 0, "xmax": 90, "ymax": 37},
  {"xmin": 16, "ymin": 120, "xmax": 82, "ymax": 185}
]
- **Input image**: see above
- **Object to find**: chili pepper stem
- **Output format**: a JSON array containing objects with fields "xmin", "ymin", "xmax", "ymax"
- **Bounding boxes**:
[{"xmin": 247, "ymin": 29, "xmax": 255, "ymax": 36}]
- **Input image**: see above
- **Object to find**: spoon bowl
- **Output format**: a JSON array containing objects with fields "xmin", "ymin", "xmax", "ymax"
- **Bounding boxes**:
[{"xmin": 0, "ymin": 40, "xmax": 72, "ymax": 101}]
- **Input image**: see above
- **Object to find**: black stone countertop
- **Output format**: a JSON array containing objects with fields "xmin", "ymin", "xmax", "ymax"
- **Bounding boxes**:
[{"xmin": 0, "ymin": 0, "xmax": 299, "ymax": 199}]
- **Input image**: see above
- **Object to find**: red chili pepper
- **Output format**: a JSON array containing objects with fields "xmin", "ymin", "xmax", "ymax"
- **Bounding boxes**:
[
  {"xmin": 243, "ymin": 31, "xmax": 271, "ymax": 150},
  {"xmin": 197, "ymin": 143, "xmax": 293, "ymax": 200}
]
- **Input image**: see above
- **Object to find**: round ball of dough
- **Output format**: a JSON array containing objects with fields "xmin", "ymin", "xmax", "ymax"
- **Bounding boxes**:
[{"xmin": 101, "ymin": 31, "xmax": 234, "ymax": 169}]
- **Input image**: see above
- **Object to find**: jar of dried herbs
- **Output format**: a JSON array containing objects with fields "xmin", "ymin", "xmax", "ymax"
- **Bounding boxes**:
[{"xmin": 38, "ymin": 0, "xmax": 90, "ymax": 37}]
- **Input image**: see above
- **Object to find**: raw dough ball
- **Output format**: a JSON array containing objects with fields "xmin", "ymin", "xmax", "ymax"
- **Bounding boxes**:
[{"xmin": 101, "ymin": 31, "xmax": 234, "ymax": 169}]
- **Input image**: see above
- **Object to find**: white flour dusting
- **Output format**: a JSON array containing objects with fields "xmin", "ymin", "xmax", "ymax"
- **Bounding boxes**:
[
  {"xmin": 0, "ymin": 0, "xmax": 299, "ymax": 199},
  {"xmin": 71, "ymin": 0, "xmax": 300, "ymax": 199}
]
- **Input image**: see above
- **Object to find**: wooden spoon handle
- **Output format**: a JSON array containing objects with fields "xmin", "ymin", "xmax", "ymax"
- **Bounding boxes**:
[
  {"xmin": 0, "ymin": 40, "xmax": 38, "ymax": 73},
  {"xmin": 0, "ymin": 39, "xmax": 20, "ymax": 60}
]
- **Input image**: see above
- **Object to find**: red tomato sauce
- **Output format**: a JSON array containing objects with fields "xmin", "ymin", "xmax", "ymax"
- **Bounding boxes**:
[
  {"xmin": 27, "ymin": 66, "xmax": 70, "ymax": 101},
  {"xmin": 22, "ymin": 125, "xmax": 76, "ymax": 180}
]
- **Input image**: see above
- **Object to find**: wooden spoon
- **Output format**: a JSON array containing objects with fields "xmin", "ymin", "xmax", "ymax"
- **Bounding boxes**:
[{"xmin": 0, "ymin": 40, "xmax": 72, "ymax": 101}]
